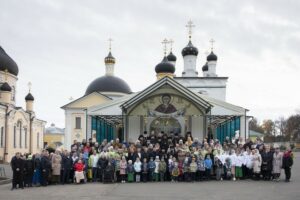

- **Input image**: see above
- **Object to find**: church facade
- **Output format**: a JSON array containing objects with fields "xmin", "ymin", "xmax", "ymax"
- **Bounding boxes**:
[
  {"xmin": 0, "ymin": 47, "xmax": 46, "ymax": 162},
  {"xmin": 62, "ymin": 22, "xmax": 249, "ymax": 150}
]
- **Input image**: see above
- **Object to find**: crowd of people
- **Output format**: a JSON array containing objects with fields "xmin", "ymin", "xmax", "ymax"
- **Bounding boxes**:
[{"xmin": 10, "ymin": 131, "xmax": 294, "ymax": 190}]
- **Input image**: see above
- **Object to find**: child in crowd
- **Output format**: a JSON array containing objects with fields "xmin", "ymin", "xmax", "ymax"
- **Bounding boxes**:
[
  {"xmin": 244, "ymin": 148, "xmax": 253, "ymax": 179},
  {"xmin": 171, "ymin": 158, "xmax": 179, "ymax": 182},
  {"xmin": 214, "ymin": 156, "xmax": 223, "ymax": 181},
  {"xmin": 189, "ymin": 157, "xmax": 197, "ymax": 182},
  {"xmin": 178, "ymin": 160, "xmax": 184, "ymax": 182},
  {"xmin": 154, "ymin": 156, "xmax": 160, "ymax": 181},
  {"xmin": 224, "ymin": 157, "xmax": 232, "ymax": 180},
  {"xmin": 142, "ymin": 158, "xmax": 148, "ymax": 182},
  {"xmin": 183, "ymin": 157, "xmax": 190, "ymax": 182},
  {"xmin": 229, "ymin": 149, "xmax": 237, "ymax": 181},
  {"xmin": 127, "ymin": 160, "xmax": 134, "ymax": 183},
  {"xmin": 252, "ymin": 149, "xmax": 262, "ymax": 180},
  {"xmin": 159, "ymin": 157, "xmax": 167, "ymax": 182},
  {"xmin": 204, "ymin": 155, "xmax": 212, "ymax": 180},
  {"xmin": 148, "ymin": 157, "xmax": 155, "ymax": 181},
  {"xmin": 235, "ymin": 150, "xmax": 244, "ymax": 180},
  {"xmin": 119, "ymin": 156, "xmax": 127, "ymax": 183},
  {"xmin": 134, "ymin": 157, "xmax": 142, "ymax": 182},
  {"xmin": 197, "ymin": 154, "xmax": 206, "ymax": 181}
]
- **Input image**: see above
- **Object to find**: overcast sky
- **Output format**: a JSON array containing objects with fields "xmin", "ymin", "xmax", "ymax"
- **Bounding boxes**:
[{"xmin": 0, "ymin": 0, "xmax": 299, "ymax": 128}]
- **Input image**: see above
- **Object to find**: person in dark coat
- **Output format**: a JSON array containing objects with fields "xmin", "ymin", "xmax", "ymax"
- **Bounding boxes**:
[
  {"xmin": 61, "ymin": 151, "xmax": 73, "ymax": 184},
  {"xmin": 24, "ymin": 154, "xmax": 34, "ymax": 187},
  {"xmin": 40, "ymin": 150, "xmax": 51, "ymax": 186},
  {"xmin": 282, "ymin": 149, "xmax": 293, "ymax": 182},
  {"xmin": 32, "ymin": 153, "xmax": 42, "ymax": 186},
  {"xmin": 11, "ymin": 152, "xmax": 25, "ymax": 190},
  {"xmin": 260, "ymin": 145, "xmax": 273, "ymax": 180},
  {"xmin": 97, "ymin": 154, "xmax": 108, "ymax": 182}
]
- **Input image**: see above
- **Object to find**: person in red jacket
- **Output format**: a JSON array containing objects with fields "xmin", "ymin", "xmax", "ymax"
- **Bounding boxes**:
[{"xmin": 74, "ymin": 159, "xmax": 85, "ymax": 184}]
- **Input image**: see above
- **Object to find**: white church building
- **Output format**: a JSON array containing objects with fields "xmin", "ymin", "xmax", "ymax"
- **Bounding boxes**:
[{"xmin": 62, "ymin": 21, "xmax": 250, "ymax": 149}]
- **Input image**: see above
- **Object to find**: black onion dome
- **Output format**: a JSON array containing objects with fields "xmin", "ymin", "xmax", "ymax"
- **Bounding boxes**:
[
  {"xmin": 0, "ymin": 82, "xmax": 12, "ymax": 92},
  {"xmin": 181, "ymin": 41, "xmax": 198, "ymax": 57},
  {"xmin": 167, "ymin": 52, "xmax": 177, "ymax": 62},
  {"xmin": 25, "ymin": 93, "xmax": 34, "ymax": 101},
  {"xmin": 85, "ymin": 75, "xmax": 132, "ymax": 95},
  {"xmin": 155, "ymin": 56, "xmax": 175, "ymax": 74},
  {"xmin": 0, "ymin": 46, "xmax": 19, "ymax": 76},
  {"xmin": 207, "ymin": 51, "xmax": 218, "ymax": 61},
  {"xmin": 202, "ymin": 62, "xmax": 208, "ymax": 71},
  {"xmin": 104, "ymin": 52, "xmax": 115, "ymax": 64}
]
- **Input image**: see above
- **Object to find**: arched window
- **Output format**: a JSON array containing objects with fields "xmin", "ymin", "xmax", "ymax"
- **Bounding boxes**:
[
  {"xmin": 17, "ymin": 121, "xmax": 22, "ymax": 148},
  {"xmin": 11, "ymin": 86, "xmax": 15, "ymax": 101},
  {"xmin": 14, "ymin": 126, "xmax": 16, "ymax": 148},
  {"xmin": 0, "ymin": 127, "xmax": 3, "ymax": 148},
  {"xmin": 24, "ymin": 128, "xmax": 27, "ymax": 148},
  {"xmin": 37, "ymin": 132, "xmax": 39, "ymax": 148}
]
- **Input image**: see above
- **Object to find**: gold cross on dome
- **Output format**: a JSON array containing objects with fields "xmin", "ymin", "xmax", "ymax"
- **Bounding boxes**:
[
  {"xmin": 210, "ymin": 38, "xmax": 215, "ymax": 50},
  {"xmin": 162, "ymin": 38, "xmax": 169, "ymax": 56},
  {"xmin": 186, "ymin": 20, "xmax": 195, "ymax": 40},
  {"xmin": 28, "ymin": 82, "xmax": 32, "ymax": 92},
  {"xmin": 108, "ymin": 38, "xmax": 113, "ymax": 51},
  {"xmin": 169, "ymin": 39, "xmax": 174, "ymax": 52}
]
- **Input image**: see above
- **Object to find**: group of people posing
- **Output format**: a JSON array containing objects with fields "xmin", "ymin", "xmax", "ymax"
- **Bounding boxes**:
[{"xmin": 10, "ymin": 131, "xmax": 294, "ymax": 190}]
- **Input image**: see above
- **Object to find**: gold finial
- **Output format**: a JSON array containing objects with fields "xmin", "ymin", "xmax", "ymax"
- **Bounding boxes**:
[
  {"xmin": 162, "ymin": 38, "xmax": 169, "ymax": 56},
  {"xmin": 108, "ymin": 38, "xmax": 113, "ymax": 52},
  {"xmin": 4, "ymin": 69, "xmax": 8, "ymax": 81},
  {"xmin": 169, "ymin": 39, "xmax": 174, "ymax": 52},
  {"xmin": 210, "ymin": 38, "xmax": 215, "ymax": 51},
  {"xmin": 27, "ymin": 82, "xmax": 32, "ymax": 93},
  {"xmin": 186, "ymin": 20, "xmax": 195, "ymax": 41}
]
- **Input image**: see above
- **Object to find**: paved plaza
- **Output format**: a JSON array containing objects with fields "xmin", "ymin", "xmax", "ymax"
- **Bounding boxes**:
[{"xmin": 0, "ymin": 153, "xmax": 299, "ymax": 200}]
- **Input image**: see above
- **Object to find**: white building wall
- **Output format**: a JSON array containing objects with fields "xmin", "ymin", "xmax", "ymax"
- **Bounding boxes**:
[
  {"xmin": 175, "ymin": 78, "xmax": 228, "ymax": 101},
  {"xmin": 191, "ymin": 116, "xmax": 204, "ymax": 141},
  {"xmin": 182, "ymin": 55, "xmax": 198, "ymax": 77},
  {"xmin": 128, "ymin": 116, "xmax": 141, "ymax": 142}
]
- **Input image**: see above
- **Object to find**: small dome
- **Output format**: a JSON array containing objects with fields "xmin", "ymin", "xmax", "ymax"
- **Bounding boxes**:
[
  {"xmin": 25, "ymin": 93, "xmax": 34, "ymax": 101},
  {"xmin": 0, "ymin": 82, "xmax": 12, "ymax": 92},
  {"xmin": 181, "ymin": 41, "xmax": 198, "ymax": 57},
  {"xmin": 167, "ymin": 52, "xmax": 177, "ymax": 62},
  {"xmin": 0, "ymin": 46, "xmax": 19, "ymax": 76},
  {"xmin": 104, "ymin": 52, "xmax": 115, "ymax": 64},
  {"xmin": 155, "ymin": 56, "xmax": 175, "ymax": 74},
  {"xmin": 202, "ymin": 62, "xmax": 208, "ymax": 71},
  {"xmin": 207, "ymin": 51, "xmax": 218, "ymax": 61},
  {"xmin": 85, "ymin": 75, "xmax": 132, "ymax": 95}
]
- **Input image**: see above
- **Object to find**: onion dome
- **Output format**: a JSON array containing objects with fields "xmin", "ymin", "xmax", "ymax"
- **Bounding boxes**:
[
  {"xmin": 104, "ymin": 52, "xmax": 115, "ymax": 64},
  {"xmin": 207, "ymin": 51, "xmax": 218, "ymax": 61},
  {"xmin": 202, "ymin": 62, "xmax": 208, "ymax": 71},
  {"xmin": 0, "ymin": 82, "xmax": 12, "ymax": 92},
  {"xmin": 85, "ymin": 75, "xmax": 132, "ymax": 95},
  {"xmin": 181, "ymin": 41, "xmax": 198, "ymax": 57},
  {"xmin": 155, "ymin": 56, "xmax": 175, "ymax": 74},
  {"xmin": 0, "ymin": 46, "xmax": 19, "ymax": 76},
  {"xmin": 167, "ymin": 52, "xmax": 177, "ymax": 62},
  {"xmin": 25, "ymin": 93, "xmax": 34, "ymax": 101}
]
